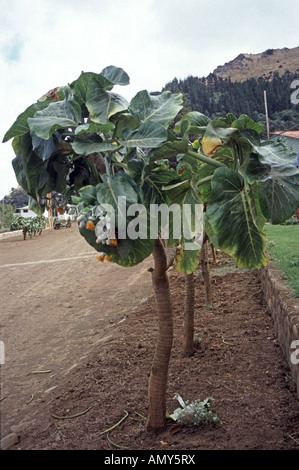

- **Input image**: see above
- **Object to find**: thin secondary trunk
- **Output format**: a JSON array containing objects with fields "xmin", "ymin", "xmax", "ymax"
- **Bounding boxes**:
[
  {"xmin": 210, "ymin": 243, "xmax": 217, "ymax": 263},
  {"xmin": 182, "ymin": 272, "xmax": 195, "ymax": 357},
  {"xmin": 146, "ymin": 238, "xmax": 173, "ymax": 433},
  {"xmin": 201, "ymin": 238, "xmax": 213, "ymax": 307}
]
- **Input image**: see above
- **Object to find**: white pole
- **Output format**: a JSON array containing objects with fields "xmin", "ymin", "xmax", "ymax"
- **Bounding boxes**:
[{"xmin": 264, "ymin": 90, "xmax": 270, "ymax": 140}]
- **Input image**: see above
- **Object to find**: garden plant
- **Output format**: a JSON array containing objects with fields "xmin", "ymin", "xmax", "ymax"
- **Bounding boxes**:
[
  {"xmin": 10, "ymin": 215, "xmax": 47, "ymax": 240},
  {"xmin": 3, "ymin": 65, "xmax": 299, "ymax": 432}
]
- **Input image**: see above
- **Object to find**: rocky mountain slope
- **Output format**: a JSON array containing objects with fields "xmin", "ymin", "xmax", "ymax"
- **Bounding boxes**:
[{"xmin": 213, "ymin": 46, "xmax": 299, "ymax": 82}]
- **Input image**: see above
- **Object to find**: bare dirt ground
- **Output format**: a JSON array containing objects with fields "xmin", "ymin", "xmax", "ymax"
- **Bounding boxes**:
[
  {"xmin": 0, "ymin": 226, "xmax": 153, "ymax": 440},
  {"xmin": 1, "ymin": 224, "xmax": 299, "ymax": 451}
]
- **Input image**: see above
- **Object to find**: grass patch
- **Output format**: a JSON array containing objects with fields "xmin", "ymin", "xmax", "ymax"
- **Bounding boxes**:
[{"xmin": 264, "ymin": 224, "xmax": 299, "ymax": 297}]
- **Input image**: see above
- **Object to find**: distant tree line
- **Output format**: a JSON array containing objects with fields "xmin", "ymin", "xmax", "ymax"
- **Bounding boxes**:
[{"xmin": 163, "ymin": 70, "xmax": 299, "ymax": 133}]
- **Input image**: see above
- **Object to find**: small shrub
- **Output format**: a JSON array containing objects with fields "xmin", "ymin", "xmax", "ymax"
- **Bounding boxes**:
[{"xmin": 169, "ymin": 394, "xmax": 221, "ymax": 427}]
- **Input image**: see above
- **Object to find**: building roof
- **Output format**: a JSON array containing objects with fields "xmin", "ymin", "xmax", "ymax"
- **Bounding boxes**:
[{"xmin": 271, "ymin": 131, "xmax": 299, "ymax": 139}]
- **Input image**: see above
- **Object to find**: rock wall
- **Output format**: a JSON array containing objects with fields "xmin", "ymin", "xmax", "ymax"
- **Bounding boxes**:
[
  {"xmin": 0, "ymin": 230, "xmax": 23, "ymax": 239},
  {"xmin": 259, "ymin": 262, "xmax": 299, "ymax": 399}
]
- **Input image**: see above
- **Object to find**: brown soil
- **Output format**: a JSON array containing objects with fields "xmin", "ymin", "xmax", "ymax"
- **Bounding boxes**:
[{"xmin": 1, "ymin": 225, "xmax": 299, "ymax": 451}]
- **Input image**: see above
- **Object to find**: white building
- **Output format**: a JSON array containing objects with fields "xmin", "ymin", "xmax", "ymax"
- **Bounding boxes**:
[{"xmin": 15, "ymin": 206, "xmax": 47, "ymax": 218}]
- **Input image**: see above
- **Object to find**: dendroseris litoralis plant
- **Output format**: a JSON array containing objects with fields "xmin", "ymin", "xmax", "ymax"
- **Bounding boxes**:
[{"xmin": 3, "ymin": 66, "xmax": 299, "ymax": 432}]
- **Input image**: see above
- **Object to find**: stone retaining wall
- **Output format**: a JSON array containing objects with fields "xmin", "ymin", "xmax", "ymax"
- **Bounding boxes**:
[
  {"xmin": 259, "ymin": 262, "xmax": 299, "ymax": 399},
  {"xmin": 0, "ymin": 227, "xmax": 49, "ymax": 240},
  {"xmin": 0, "ymin": 230, "xmax": 23, "ymax": 239}
]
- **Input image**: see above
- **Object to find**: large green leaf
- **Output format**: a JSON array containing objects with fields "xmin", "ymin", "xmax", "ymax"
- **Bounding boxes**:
[
  {"xmin": 246, "ymin": 181, "xmax": 267, "ymax": 230},
  {"xmin": 206, "ymin": 167, "xmax": 267, "ymax": 268},
  {"xmin": 28, "ymin": 99, "xmax": 82, "ymax": 139},
  {"xmin": 72, "ymin": 70, "xmax": 126, "ymax": 105},
  {"xmin": 162, "ymin": 175, "xmax": 203, "ymax": 263},
  {"xmin": 12, "ymin": 133, "xmax": 53, "ymax": 199},
  {"xmin": 75, "ymin": 122, "xmax": 115, "ymax": 135},
  {"xmin": 78, "ymin": 172, "xmax": 155, "ymax": 267},
  {"xmin": 48, "ymin": 157, "xmax": 69, "ymax": 194},
  {"xmin": 112, "ymin": 113, "xmax": 140, "ymax": 139},
  {"xmin": 78, "ymin": 185, "xmax": 97, "ymax": 205},
  {"xmin": 100, "ymin": 66, "xmax": 130, "ymax": 87},
  {"xmin": 162, "ymin": 179, "xmax": 191, "ymax": 202},
  {"xmin": 196, "ymin": 150, "xmax": 233, "ymax": 202},
  {"xmin": 203, "ymin": 212, "xmax": 220, "ymax": 249},
  {"xmin": 252, "ymin": 140, "xmax": 298, "ymax": 165},
  {"xmin": 72, "ymin": 134, "xmax": 117, "ymax": 155},
  {"xmin": 129, "ymin": 90, "xmax": 183, "ymax": 127},
  {"xmin": 68, "ymin": 158, "xmax": 91, "ymax": 192},
  {"xmin": 175, "ymin": 248, "xmax": 201, "ymax": 274},
  {"xmin": 245, "ymin": 154, "xmax": 299, "ymax": 224},
  {"xmin": 141, "ymin": 163, "xmax": 181, "ymax": 207},
  {"xmin": 72, "ymin": 72, "xmax": 101, "ymax": 104},
  {"xmin": 231, "ymin": 114, "xmax": 264, "ymax": 135},
  {"xmin": 167, "ymin": 184, "xmax": 203, "ymax": 274},
  {"xmin": 73, "ymin": 67, "xmax": 129, "ymax": 104},
  {"xmin": 79, "ymin": 223, "xmax": 154, "ymax": 267},
  {"xmin": 12, "ymin": 152, "xmax": 36, "ymax": 198},
  {"xmin": 12, "ymin": 132, "xmax": 74, "ymax": 200},
  {"xmin": 174, "ymin": 111, "xmax": 210, "ymax": 136},
  {"xmin": 31, "ymin": 131, "xmax": 63, "ymax": 161},
  {"xmin": 96, "ymin": 172, "xmax": 139, "ymax": 226},
  {"xmin": 28, "ymin": 196, "xmax": 46, "ymax": 216},
  {"xmin": 119, "ymin": 121, "xmax": 168, "ymax": 148},
  {"xmin": 126, "ymin": 151, "xmax": 148, "ymax": 184},
  {"xmin": 163, "ymin": 172, "xmax": 201, "ymax": 206},
  {"xmin": 147, "ymin": 139, "xmax": 189, "ymax": 162},
  {"xmin": 201, "ymin": 120, "xmax": 240, "ymax": 157},
  {"xmin": 86, "ymin": 80, "xmax": 128, "ymax": 124},
  {"xmin": 3, "ymin": 101, "xmax": 50, "ymax": 142}
]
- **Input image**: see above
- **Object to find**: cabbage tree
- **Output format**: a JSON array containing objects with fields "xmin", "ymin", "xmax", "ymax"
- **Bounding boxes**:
[
  {"xmin": 163, "ymin": 111, "xmax": 299, "ymax": 356},
  {"xmin": 3, "ymin": 66, "xmax": 191, "ymax": 432},
  {"xmin": 3, "ymin": 67, "xmax": 299, "ymax": 433},
  {"xmin": 164, "ymin": 112, "xmax": 299, "ymax": 268}
]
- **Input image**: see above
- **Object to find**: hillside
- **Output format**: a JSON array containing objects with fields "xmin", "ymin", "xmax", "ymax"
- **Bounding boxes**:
[
  {"xmin": 163, "ymin": 47, "xmax": 299, "ymax": 132},
  {"xmin": 213, "ymin": 46, "xmax": 299, "ymax": 82},
  {"xmin": 0, "ymin": 186, "xmax": 28, "ymax": 208}
]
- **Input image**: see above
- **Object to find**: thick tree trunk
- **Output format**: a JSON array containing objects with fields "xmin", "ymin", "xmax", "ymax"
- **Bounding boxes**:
[
  {"xmin": 146, "ymin": 238, "xmax": 173, "ymax": 433},
  {"xmin": 182, "ymin": 272, "xmax": 195, "ymax": 357}
]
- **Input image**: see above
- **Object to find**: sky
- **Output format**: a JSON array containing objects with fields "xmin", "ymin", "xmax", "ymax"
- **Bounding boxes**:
[{"xmin": 0, "ymin": 0, "xmax": 298, "ymax": 199}]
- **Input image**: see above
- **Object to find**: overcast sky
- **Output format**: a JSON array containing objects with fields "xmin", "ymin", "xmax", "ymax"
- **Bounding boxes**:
[{"xmin": 0, "ymin": 0, "xmax": 298, "ymax": 199}]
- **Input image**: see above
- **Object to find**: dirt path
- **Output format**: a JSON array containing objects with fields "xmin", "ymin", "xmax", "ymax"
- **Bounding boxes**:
[{"xmin": 0, "ymin": 225, "xmax": 153, "ymax": 437}]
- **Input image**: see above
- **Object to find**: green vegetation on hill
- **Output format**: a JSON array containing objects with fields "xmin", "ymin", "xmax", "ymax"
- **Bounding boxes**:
[
  {"xmin": 1, "ymin": 186, "xmax": 29, "ymax": 208},
  {"xmin": 163, "ymin": 70, "xmax": 299, "ymax": 133}
]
